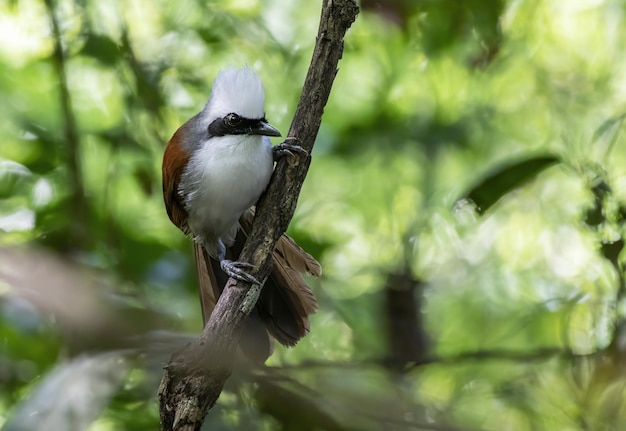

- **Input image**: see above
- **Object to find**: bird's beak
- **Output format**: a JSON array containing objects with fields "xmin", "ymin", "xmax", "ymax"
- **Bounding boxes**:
[{"xmin": 253, "ymin": 120, "xmax": 282, "ymax": 137}]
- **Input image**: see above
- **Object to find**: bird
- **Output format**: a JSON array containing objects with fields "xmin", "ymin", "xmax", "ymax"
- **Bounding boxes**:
[{"xmin": 162, "ymin": 67, "xmax": 321, "ymax": 362}]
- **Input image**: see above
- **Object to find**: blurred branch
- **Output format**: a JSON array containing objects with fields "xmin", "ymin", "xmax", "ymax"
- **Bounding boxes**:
[
  {"xmin": 119, "ymin": 25, "xmax": 165, "ymax": 117},
  {"xmin": 3, "ymin": 353, "xmax": 128, "ymax": 431},
  {"xmin": 157, "ymin": 0, "xmax": 359, "ymax": 429},
  {"xmin": 253, "ymin": 372, "xmax": 476, "ymax": 431},
  {"xmin": 269, "ymin": 347, "xmax": 598, "ymax": 371},
  {"xmin": 384, "ymin": 269, "xmax": 429, "ymax": 368},
  {"xmin": 43, "ymin": 0, "xmax": 87, "ymax": 245},
  {"xmin": 254, "ymin": 375, "xmax": 354, "ymax": 431},
  {"xmin": 0, "ymin": 246, "xmax": 170, "ymax": 353},
  {"xmin": 415, "ymin": 347, "xmax": 595, "ymax": 368}
]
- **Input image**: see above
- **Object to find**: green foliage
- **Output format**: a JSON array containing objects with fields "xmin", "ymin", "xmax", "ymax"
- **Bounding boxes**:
[
  {"xmin": 2, "ymin": 0, "xmax": 626, "ymax": 430},
  {"xmin": 462, "ymin": 154, "xmax": 560, "ymax": 214}
]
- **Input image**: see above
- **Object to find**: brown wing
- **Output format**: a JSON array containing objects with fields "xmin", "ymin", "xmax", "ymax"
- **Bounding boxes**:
[{"xmin": 162, "ymin": 130, "xmax": 190, "ymax": 234}]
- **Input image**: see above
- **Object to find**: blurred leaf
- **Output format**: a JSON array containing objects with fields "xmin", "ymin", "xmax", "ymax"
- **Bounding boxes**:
[
  {"xmin": 593, "ymin": 113, "xmax": 626, "ymax": 158},
  {"xmin": 592, "ymin": 113, "xmax": 626, "ymax": 143},
  {"xmin": 585, "ymin": 180, "xmax": 611, "ymax": 227},
  {"xmin": 360, "ymin": 0, "xmax": 415, "ymax": 29},
  {"xmin": 14, "ymin": 122, "xmax": 61, "ymax": 175},
  {"xmin": 0, "ymin": 160, "xmax": 32, "ymax": 199},
  {"xmin": 119, "ymin": 29, "xmax": 165, "ymax": 115},
  {"xmin": 97, "ymin": 128, "xmax": 146, "ymax": 151},
  {"xmin": 3, "ymin": 353, "xmax": 128, "ymax": 431},
  {"xmin": 196, "ymin": 27, "xmax": 228, "ymax": 45},
  {"xmin": 601, "ymin": 239, "xmax": 624, "ymax": 268},
  {"xmin": 134, "ymin": 68, "xmax": 165, "ymax": 114},
  {"xmin": 585, "ymin": 202, "xmax": 603, "ymax": 227},
  {"xmin": 133, "ymin": 166, "xmax": 155, "ymax": 196},
  {"xmin": 461, "ymin": 155, "xmax": 560, "ymax": 214},
  {"xmin": 79, "ymin": 34, "xmax": 121, "ymax": 66},
  {"xmin": 0, "ymin": 246, "xmax": 171, "ymax": 352},
  {"xmin": 619, "ymin": 205, "xmax": 626, "ymax": 225},
  {"xmin": 414, "ymin": 0, "xmax": 504, "ymax": 60}
]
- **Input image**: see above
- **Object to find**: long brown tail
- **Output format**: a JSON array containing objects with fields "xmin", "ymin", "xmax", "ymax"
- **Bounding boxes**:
[{"xmin": 194, "ymin": 209, "xmax": 321, "ymax": 361}]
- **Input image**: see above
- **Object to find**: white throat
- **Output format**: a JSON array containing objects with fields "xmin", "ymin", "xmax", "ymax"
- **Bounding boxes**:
[{"xmin": 180, "ymin": 134, "xmax": 273, "ymax": 259}]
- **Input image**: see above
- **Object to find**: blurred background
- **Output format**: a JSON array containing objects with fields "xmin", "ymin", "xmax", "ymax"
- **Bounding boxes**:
[{"xmin": 2, "ymin": 0, "xmax": 626, "ymax": 429}]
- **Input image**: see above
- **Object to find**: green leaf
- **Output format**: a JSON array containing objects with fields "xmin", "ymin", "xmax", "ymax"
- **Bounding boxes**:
[
  {"xmin": 593, "ymin": 113, "xmax": 626, "ymax": 158},
  {"xmin": 592, "ymin": 113, "xmax": 626, "ymax": 143},
  {"xmin": 79, "ymin": 34, "xmax": 121, "ymax": 66},
  {"xmin": 601, "ymin": 238, "xmax": 624, "ymax": 268},
  {"xmin": 0, "ymin": 160, "xmax": 32, "ymax": 199},
  {"xmin": 461, "ymin": 154, "xmax": 560, "ymax": 214},
  {"xmin": 584, "ymin": 180, "xmax": 611, "ymax": 227}
]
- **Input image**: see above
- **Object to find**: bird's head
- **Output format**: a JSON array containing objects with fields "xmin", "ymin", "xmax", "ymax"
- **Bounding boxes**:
[{"xmin": 201, "ymin": 67, "xmax": 281, "ymax": 138}]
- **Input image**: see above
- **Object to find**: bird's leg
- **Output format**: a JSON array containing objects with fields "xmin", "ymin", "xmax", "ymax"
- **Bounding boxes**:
[
  {"xmin": 220, "ymin": 260, "xmax": 260, "ymax": 285},
  {"xmin": 272, "ymin": 136, "xmax": 308, "ymax": 161},
  {"xmin": 212, "ymin": 241, "xmax": 260, "ymax": 285}
]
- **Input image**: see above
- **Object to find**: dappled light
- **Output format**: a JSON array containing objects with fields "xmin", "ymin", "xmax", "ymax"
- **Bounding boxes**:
[{"xmin": 2, "ymin": 0, "xmax": 626, "ymax": 429}]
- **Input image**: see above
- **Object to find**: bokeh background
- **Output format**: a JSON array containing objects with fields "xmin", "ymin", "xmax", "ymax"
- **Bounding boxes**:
[{"xmin": 2, "ymin": 0, "xmax": 626, "ymax": 429}]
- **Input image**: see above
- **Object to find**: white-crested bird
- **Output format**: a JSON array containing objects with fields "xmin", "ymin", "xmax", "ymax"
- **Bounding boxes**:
[{"xmin": 162, "ymin": 67, "xmax": 320, "ymax": 361}]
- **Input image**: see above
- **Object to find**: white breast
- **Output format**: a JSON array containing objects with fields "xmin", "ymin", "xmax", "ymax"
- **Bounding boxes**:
[{"xmin": 181, "ymin": 135, "xmax": 273, "ymax": 258}]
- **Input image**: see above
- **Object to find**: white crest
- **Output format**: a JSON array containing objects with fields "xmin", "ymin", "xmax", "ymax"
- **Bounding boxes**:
[{"xmin": 204, "ymin": 67, "xmax": 266, "ymax": 120}]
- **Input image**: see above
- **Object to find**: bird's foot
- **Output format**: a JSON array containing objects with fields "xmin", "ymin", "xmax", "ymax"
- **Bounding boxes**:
[
  {"xmin": 272, "ymin": 137, "xmax": 308, "ymax": 161},
  {"xmin": 220, "ymin": 260, "xmax": 260, "ymax": 285}
]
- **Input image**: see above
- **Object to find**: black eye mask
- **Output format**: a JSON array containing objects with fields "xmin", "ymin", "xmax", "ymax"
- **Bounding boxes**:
[{"xmin": 208, "ymin": 114, "xmax": 268, "ymax": 137}]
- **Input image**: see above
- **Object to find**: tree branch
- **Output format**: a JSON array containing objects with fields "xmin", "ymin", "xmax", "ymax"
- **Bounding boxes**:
[
  {"xmin": 158, "ymin": 1, "xmax": 359, "ymax": 430},
  {"xmin": 265, "ymin": 347, "xmax": 600, "ymax": 372}
]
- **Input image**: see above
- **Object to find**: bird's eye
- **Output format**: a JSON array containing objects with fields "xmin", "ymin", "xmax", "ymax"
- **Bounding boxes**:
[{"xmin": 224, "ymin": 113, "xmax": 241, "ymax": 127}]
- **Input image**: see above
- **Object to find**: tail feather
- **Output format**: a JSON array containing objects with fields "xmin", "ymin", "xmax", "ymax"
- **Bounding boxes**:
[
  {"xmin": 193, "ymin": 208, "xmax": 321, "ymax": 360},
  {"xmin": 194, "ymin": 242, "xmax": 272, "ymax": 362},
  {"xmin": 240, "ymin": 208, "xmax": 320, "ymax": 345},
  {"xmin": 274, "ymin": 234, "xmax": 322, "ymax": 277},
  {"xmin": 194, "ymin": 242, "xmax": 217, "ymax": 324}
]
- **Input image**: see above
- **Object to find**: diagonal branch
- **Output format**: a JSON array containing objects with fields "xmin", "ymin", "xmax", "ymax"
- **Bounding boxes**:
[{"xmin": 158, "ymin": 1, "xmax": 359, "ymax": 430}]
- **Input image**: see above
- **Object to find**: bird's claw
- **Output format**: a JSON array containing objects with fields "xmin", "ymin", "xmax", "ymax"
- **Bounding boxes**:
[
  {"xmin": 273, "ymin": 137, "xmax": 308, "ymax": 161},
  {"xmin": 220, "ymin": 260, "xmax": 260, "ymax": 285}
]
